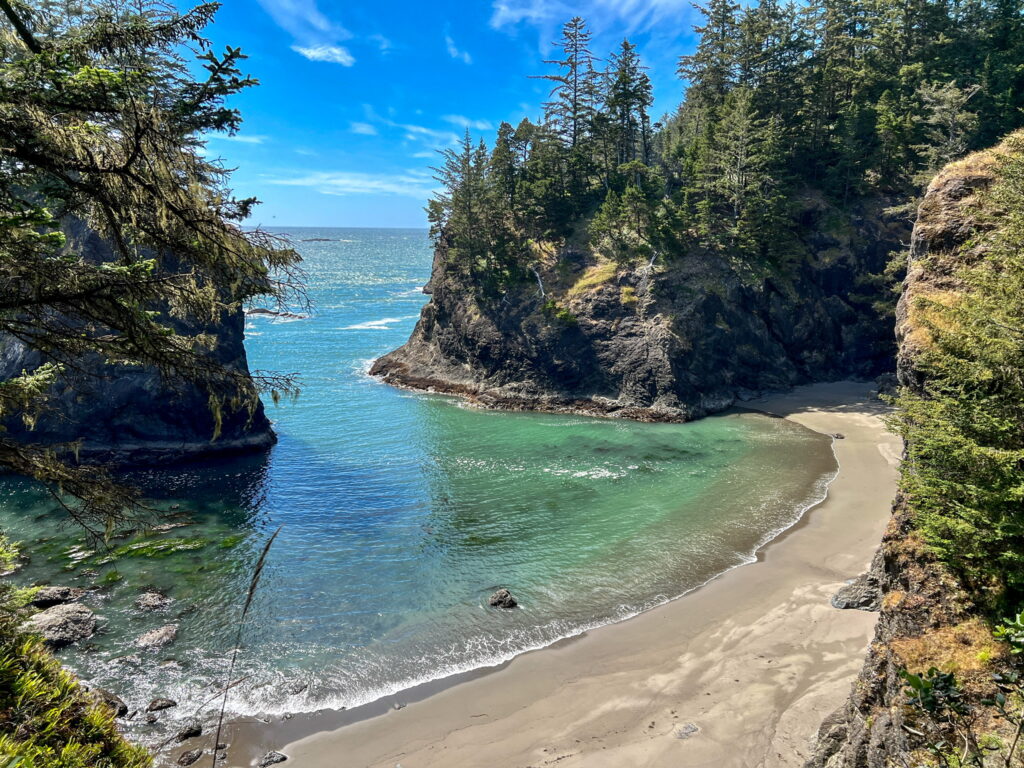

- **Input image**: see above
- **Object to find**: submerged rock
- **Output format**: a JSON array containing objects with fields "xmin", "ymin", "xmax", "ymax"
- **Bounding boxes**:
[
  {"xmin": 30, "ymin": 586, "xmax": 85, "ymax": 608},
  {"xmin": 147, "ymin": 697, "xmax": 177, "ymax": 712},
  {"xmin": 135, "ymin": 591, "xmax": 172, "ymax": 611},
  {"xmin": 177, "ymin": 749, "xmax": 203, "ymax": 766},
  {"xmin": 259, "ymin": 752, "xmax": 288, "ymax": 767},
  {"xmin": 21, "ymin": 603, "xmax": 96, "ymax": 648},
  {"xmin": 89, "ymin": 687, "xmax": 128, "ymax": 717},
  {"xmin": 135, "ymin": 624, "xmax": 178, "ymax": 649},
  {"xmin": 488, "ymin": 588, "xmax": 517, "ymax": 609}
]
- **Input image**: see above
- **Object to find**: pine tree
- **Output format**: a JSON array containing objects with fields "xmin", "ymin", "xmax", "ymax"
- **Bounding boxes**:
[{"xmin": 679, "ymin": 0, "xmax": 742, "ymax": 109}]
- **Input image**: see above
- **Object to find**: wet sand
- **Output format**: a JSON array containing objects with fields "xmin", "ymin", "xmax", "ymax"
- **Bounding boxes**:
[{"xmin": 217, "ymin": 381, "xmax": 900, "ymax": 768}]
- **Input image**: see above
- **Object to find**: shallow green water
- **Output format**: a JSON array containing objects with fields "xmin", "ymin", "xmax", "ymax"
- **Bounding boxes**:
[{"xmin": 0, "ymin": 228, "xmax": 837, "ymax": 742}]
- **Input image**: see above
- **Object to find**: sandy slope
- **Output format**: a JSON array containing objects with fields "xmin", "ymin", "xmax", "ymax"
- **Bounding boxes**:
[{"xmin": 227, "ymin": 381, "xmax": 901, "ymax": 768}]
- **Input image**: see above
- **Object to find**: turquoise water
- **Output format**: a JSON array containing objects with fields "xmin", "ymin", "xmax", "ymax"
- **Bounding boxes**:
[{"xmin": 0, "ymin": 228, "xmax": 837, "ymax": 743}]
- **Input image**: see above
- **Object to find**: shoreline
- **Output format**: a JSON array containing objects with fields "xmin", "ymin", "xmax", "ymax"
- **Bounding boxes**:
[{"xmin": 197, "ymin": 380, "xmax": 900, "ymax": 768}]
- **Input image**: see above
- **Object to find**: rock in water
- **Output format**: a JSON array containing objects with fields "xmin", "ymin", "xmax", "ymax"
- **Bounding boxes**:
[
  {"xmin": 489, "ymin": 589, "xmax": 517, "ymax": 609},
  {"xmin": 21, "ymin": 603, "xmax": 96, "ymax": 648},
  {"xmin": 135, "ymin": 624, "xmax": 178, "ymax": 649},
  {"xmin": 30, "ymin": 586, "xmax": 85, "ymax": 608},
  {"xmin": 177, "ymin": 749, "xmax": 203, "ymax": 766},
  {"xmin": 259, "ymin": 751, "xmax": 288, "ymax": 766},
  {"xmin": 147, "ymin": 697, "xmax": 177, "ymax": 712},
  {"xmin": 135, "ymin": 591, "xmax": 172, "ymax": 611},
  {"xmin": 175, "ymin": 719, "xmax": 202, "ymax": 742},
  {"xmin": 89, "ymin": 687, "xmax": 128, "ymax": 717}
]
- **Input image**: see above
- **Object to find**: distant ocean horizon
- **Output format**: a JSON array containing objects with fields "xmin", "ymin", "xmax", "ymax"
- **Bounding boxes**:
[{"xmin": 0, "ymin": 227, "xmax": 838, "ymax": 745}]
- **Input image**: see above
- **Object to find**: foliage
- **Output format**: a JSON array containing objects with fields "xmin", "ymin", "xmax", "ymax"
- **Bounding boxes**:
[
  {"xmin": 0, "ymin": 585, "xmax": 150, "ymax": 767},
  {"xmin": 889, "ymin": 135, "xmax": 1024, "ymax": 605},
  {"xmin": 996, "ymin": 614, "xmax": 1024, "ymax": 655},
  {"xmin": 430, "ymin": 0, "xmax": 1024, "ymax": 291},
  {"xmin": 0, "ymin": 1, "xmax": 304, "ymax": 533}
]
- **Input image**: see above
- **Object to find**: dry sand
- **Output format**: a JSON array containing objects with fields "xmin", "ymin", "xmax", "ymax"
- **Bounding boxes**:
[{"xmin": 224, "ymin": 381, "xmax": 901, "ymax": 768}]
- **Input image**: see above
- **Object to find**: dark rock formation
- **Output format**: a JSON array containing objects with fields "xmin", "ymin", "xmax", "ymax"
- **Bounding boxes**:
[
  {"xmin": 22, "ymin": 603, "xmax": 96, "ymax": 648},
  {"xmin": 830, "ymin": 552, "xmax": 882, "ymax": 611},
  {"xmin": 147, "ymin": 697, "xmax": 177, "ymax": 712},
  {"xmin": 175, "ymin": 719, "xmax": 202, "ymax": 742},
  {"xmin": 30, "ymin": 585, "xmax": 85, "ymax": 609},
  {"xmin": 177, "ymin": 749, "xmax": 203, "ymax": 766},
  {"xmin": 0, "ymin": 219, "xmax": 275, "ymax": 467},
  {"xmin": 259, "ymin": 751, "xmax": 288, "ymax": 767},
  {"xmin": 488, "ymin": 588, "xmax": 517, "ymax": 609},
  {"xmin": 373, "ymin": 197, "xmax": 906, "ymax": 421}
]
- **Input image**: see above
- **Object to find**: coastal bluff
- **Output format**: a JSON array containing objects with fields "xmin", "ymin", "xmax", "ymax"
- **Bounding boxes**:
[
  {"xmin": 0, "ymin": 220, "xmax": 275, "ymax": 467},
  {"xmin": 804, "ymin": 136, "xmax": 1020, "ymax": 768},
  {"xmin": 372, "ymin": 194, "xmax": 906, "ymax": 422}
]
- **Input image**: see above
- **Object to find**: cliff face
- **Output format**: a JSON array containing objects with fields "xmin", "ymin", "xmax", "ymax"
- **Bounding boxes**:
[
  {"xmin": 0, "ymin": 221, "xmax": 275, "ymax": 467},
  {"xmin": 806, "ymin": 145, "xmax": 1006, "ymax": 768},
  {"xmin": 373, "ymin": 195, "xmax": 906, "ymax": 421}
]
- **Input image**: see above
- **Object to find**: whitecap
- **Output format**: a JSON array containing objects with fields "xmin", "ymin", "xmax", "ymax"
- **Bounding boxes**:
[{"xmin": 341, "ymin": 315, "xmax": 419, "ymax": 331}]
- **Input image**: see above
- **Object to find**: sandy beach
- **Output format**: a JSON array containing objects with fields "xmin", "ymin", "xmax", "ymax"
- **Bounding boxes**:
[{"xmin": 221, "ymin": 380, "xmax": 901, "ymax": 768}]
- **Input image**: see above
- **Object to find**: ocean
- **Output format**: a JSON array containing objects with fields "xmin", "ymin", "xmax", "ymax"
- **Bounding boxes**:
[{"xmin": 0, "ymin": 227, "xmax": 838, "ymax": 743}]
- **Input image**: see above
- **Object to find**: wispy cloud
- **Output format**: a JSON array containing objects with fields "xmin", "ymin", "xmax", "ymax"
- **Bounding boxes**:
[
  {"xmin": 269, "ymin": 170, "xmax": 438, "ymax": 198},
  {"xmin": 209, "ymin": 134, "xmax": 270, "ymax": 145},
  {"xmin": 257, "ymin": 0, "xmax": 351, "ymax": 41},
  {"xmin": 362, "ymin": 105, "xmax": 462, "ymax": 150},
  {"xmin": 369, "ymin": 34, "xmax": 393, "ymax": 53},
  {"xmin": 444, "ymin": 32, "xmax": 473, "ymax": 64},
  {"xmin": 491, "ymin": 0, "xmax": 691, "ymax": 34},
  {"xmin": 292, "ymin": 44, "xmax": 355, "ymax": 66},
  {"xmin": 350, "ymin": 122, "xmax": 378, "ymax": 135},
  {"xmin": 442, "ymin": 115, "xmax": 494, "ymax": 131}
]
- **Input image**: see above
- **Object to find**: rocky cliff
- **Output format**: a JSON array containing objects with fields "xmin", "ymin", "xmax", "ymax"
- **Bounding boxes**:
[
  {"xmin": 0, "ymin": 221, "xmax": 275, "ymax": 467},
  {"xmin": 806, "ymin": 143, "xmax": 1011, "ymax": 767},
  {"xmin": 373, "ymin": 194, "xmax": 906, "ymax": 421}
]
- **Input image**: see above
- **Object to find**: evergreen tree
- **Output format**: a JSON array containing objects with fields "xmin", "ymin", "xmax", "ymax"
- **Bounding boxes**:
[{"xmin": 0, "ymin": 0, "xmax": 302, "ymax": 527}]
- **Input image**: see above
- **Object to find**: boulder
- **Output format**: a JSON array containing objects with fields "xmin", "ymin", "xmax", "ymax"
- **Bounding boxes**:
[
  {"xmin": 177, "ymin": 749, "xmax": 203, "ymax": 766},
  {"xmin": 21, "ymin": 603, "xmax": 96, "ymax": 648},
  {"xmin": 89, "ymin": 687, "xmax": 128, "ymax": 717},
  {"xmin": 259, "ymin": 752, "xmax": 288, "ymax": 767},
  {"xmin": 147, "ymin": 697, "xmax": 177, "ymax": 712},
  {"xmin": 135, "ymin": 624, "xmax": 178, "ymax": 649},
  {"xmin": 135, "ymin": 591, "xmax": 172, "ymax": 611},
  {"xmin": 488, "ymin": 589, "xmax": 517, "ymax": 609},
  {"xmin": 831, "ymin": 569, "xmax": 881, "ymax": 612},
  {"xmin": 30, "ymin": 586, "xmax": 85, "ymax": 609},
  {"xmin": 175, "ymin": 719, "xmax": 202, "ymax": 742}
]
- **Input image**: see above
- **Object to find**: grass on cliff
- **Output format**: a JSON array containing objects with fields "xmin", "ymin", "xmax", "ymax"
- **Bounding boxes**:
[
  {"xmin": 566, "ymin": 261, "xmax": 618, "ymax": 299},
  {"xmin": 0, "ymin": 545, "xmax": 150, "ymax": 768}
]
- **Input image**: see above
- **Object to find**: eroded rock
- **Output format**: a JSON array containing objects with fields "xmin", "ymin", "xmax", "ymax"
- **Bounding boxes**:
[
  {"xmin": 135, "ymin": 624, "xmax": 178, "ymax": 649},
  {"xmin": 21, "ymin": 603, "xmax": 96, "ymax": 648},
  {"xmin": 488, "ymin": 588, "xmax": 517, "ymax": 609}
]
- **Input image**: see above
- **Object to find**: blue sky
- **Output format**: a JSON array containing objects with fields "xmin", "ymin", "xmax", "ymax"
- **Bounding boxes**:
[{"xmin": 198, "ymin": 0, "xmax": 701, "ymax": 227}]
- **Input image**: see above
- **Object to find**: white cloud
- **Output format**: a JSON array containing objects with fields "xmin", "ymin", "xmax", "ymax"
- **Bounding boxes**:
[
  {"xmin": 292, "ymin": 45, "xmax": 355, "ymax": 66},
  {"xmin": 209, "ymin": 134, "xmax": 269, "ymax": 145},
  {"xmin": 490, "ymin": 0, "xmax": 693, "ymax": 38},
  {"xmin": 257, "ymin": 0, "xmax": 350, "ymax": 41},
  {"xmin": 444, "ymin": 33, "xmax": 472, "ymax": 64},
  {"xmin": 269, "ymin": 171, "xmax": 438, "ymax": 198},
  {"xmin": 442, "ymin": 115, "xmax": 494, "ymax": 131},
  {"xmin": 350, "ymin": 122, "xmax": 378, "ymax": 135},
  {"xmin": 411, "ymin": 151, "xmax": 437, "ymax": 159}
]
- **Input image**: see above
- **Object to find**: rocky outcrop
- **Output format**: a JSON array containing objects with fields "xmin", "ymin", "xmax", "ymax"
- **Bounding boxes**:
[
  {"xmin": 0, "ymin": 219, "xmax": 275, "ymax": 467},
  {"xmin": 22, "ymin": 603, "xmax": 97, "ymax": 648},
  {"xmin": 806, "ymin": 141, "xmax": 1008, "ymax": 768},
  {"xmin": 30, "ymin": 585, "xmax": 85, "ymax": 609},
  {"xmin": 373, "ymin": 195, "xmax": 906, "ymax": 421}
]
